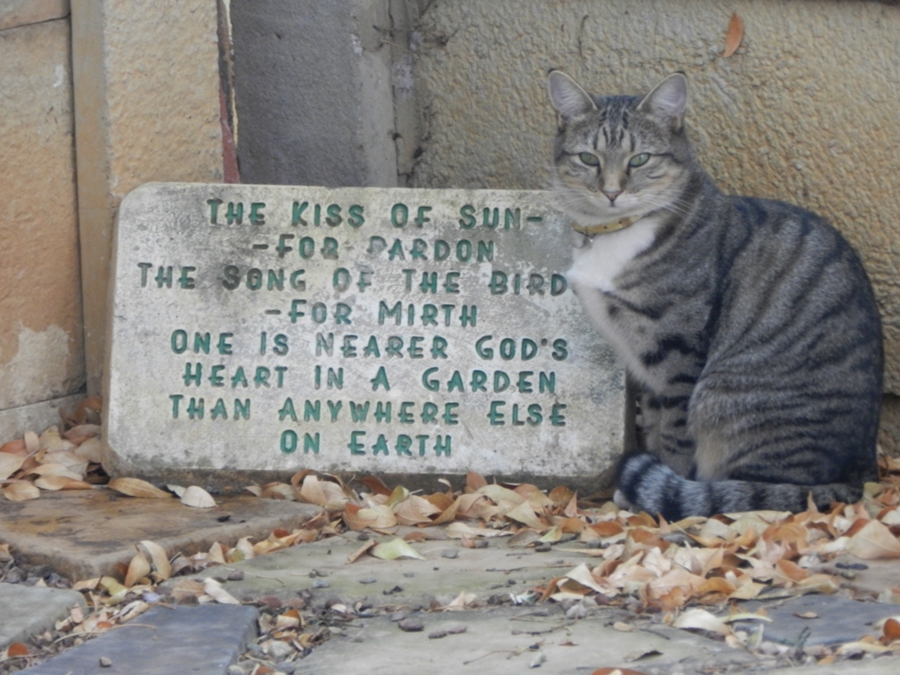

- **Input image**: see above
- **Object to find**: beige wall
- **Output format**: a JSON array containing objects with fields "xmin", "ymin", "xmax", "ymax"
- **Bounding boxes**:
[
  {"xmin": 411, "ymin": 0, "xmax": 900, "ymax": 392},
  {"xmin": 0, "ymin": 6, "xmax": 85, "ymax": 436},
  {"xmin": 0, "ymin": 0, "xmax": 224, "ymax": 439}
]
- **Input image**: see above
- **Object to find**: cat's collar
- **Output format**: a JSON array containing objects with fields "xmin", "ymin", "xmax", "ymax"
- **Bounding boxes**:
[{"xmin": 572, "ymin": 215, "xmax": 640, "ymax": 236}]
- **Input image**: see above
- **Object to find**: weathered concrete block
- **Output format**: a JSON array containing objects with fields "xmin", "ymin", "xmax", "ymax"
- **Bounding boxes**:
[
  {"xmin": 103, "ymin": 184, "xmax": 625, "ymax": 489},
  {"xmin": 19, "ymin": 605, "xmax": 258, "ymax": 675},
  {"xmin": 0, "ymin": 18, "xmax": 85, "ymax": 419},
  {"xmin": 0, "ymin": 584, "xmax": 85, "ymax": 650}
]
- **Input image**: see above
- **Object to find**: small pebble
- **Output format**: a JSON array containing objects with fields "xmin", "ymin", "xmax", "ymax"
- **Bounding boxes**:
[
  {"xmin": 3, "ymin": 568, "xmax": 25, "ymax": 584},
  {"xmin": 403, "ymin": 572, "xmax": 415, "ymax": 578},
  {"xmin": 265, "ymin": 639, "xmax": 294, "ymax": 660},
  {"xmin": 473, "ymin": 539, "xmax": 489, "ymax": 549},
  {"xmin": 390, "ymin": 610, "xmax": 409, "ymax": 622},
  {"xmin": 99, "ymin": 656, "xmax": 113, "ymax": 668},
  {"xmin": 398, "ymin": 618, "xmax": 425, "ymax": 632},
  {"xmin": 357, "ymin": 532, "xmax": 370, "ymax": 541},
  {"xmin": 440, "ymin": 549, "xmax": 459, "ymax": 559},
  {"xmin": 507, "ymin": 579, "xmax": 517, "ymax": 586},
  {"xmin": 359, "ymin": 576, "xmax": 377, "ymax": 584},
  {"xmin": 565, "ymin": 603, "xmax": 587, "ymax": 620},
  {"xmin": 836, "ymin": 562, "xmax": 868, "ymax": 571},
  {"xmin": 534, "ymin": 543, "xmax": 552, "ymax": 553},
  {"xmin": 258, "ymin": 596, "xmax": 282, "ymax": 610},
  {"xmin": 312, "ymin": 579, "xmax": 330, "ymax": 589},
  {"xmin": 227, "ymin": 570, "xmax": 245, "ymax": 581}
]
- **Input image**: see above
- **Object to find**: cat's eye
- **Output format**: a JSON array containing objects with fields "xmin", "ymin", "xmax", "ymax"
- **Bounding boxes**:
[
  {"xmin": 578, "ymin": 152, "xmax": 600, "ymax": 167},
  {"xmin": 628, "ymin": 153, "xmax": 651, "ymax": 168}
]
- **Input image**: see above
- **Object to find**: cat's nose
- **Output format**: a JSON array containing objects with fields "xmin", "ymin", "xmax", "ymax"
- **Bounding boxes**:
[{"xmin": 603, "ymin": 190, "xmax": 622, "ymax": 204}]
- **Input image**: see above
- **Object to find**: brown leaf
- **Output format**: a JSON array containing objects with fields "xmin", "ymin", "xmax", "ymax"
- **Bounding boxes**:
[
  {"xmin": 347, "ymin": 539, "xmax": 376, "ymax": 563},
  {"xmin": 108, "ymin": 478, "xmax": 173, "ymax": 499},
  {"xmin": 0, "ymin": 453, "xmax": 25, "ymax": 480},
  {"xmin": 775, "ymin": 559, "xmax": 809, "ymax": 583},
  {"xmin": 23, "ymin": 430, "xmax": 39, "ymax": 453},
  {"xmin": 393, "ymin": 494, "xmax": 442, "ymax": 526},
  {"xmin": 0, "ymin": 439, "xmax": 26, "ymax": 455},
  {"xmin": 7, "ymin": 642, "xmax": 28, "ymax": 657},
  {"xmin": 882, "ymin": 617, "xmax": 900, "ymax": 644},
  {"xmin": 139, "ymin": 540, "xmax": 172, "ymax": 581},
  {"xmin": 180, "ymin": 485, "xmax": 217, "ymax": 508},
  {"xmin": 124, "ymin": 551, "xmax": 151, "ymax": 588},
  {"xmin": 34, "ymin": 475, "xmax": 94, "ymax": 491},
  {"xmin": 466, "ymin": 471, "xmax": 487, "ymax": 491},
  {"xmin": 723, "ymin": 12, "xmax": 744, "ymax": 57},
  {"xmin": 358, "ymin": 475, "xmax": 392, "ymax": 497},
  {"xmin": 549, "ymin": 485, "xmax": 576, "ymax": 508},
  {"xmin": 3, "ymin": 482, "xmax": 40, "ymax": 501},
  {"xmin": 845, "ymin": 519, "xmax": 900, "ymax": 559}
]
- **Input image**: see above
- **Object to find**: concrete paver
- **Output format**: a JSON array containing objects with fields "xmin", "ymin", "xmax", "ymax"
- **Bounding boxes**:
[
  {"xmin": 19, "ymin": 604, "xmax": 258, "ymax": 675},
  {"xmin": 742, "ymin": 594, "xmax": 900, "ymax": 646},
  {"xmin": 162, "ymin": 529, "xmax": 590, "ymax": 609},
  {"xmin": 0, "ymin": 491, "xmax": 320, "ymax": 580},
  {"xmin": 297, "ymin": 606, "xmax": 753, "ymax": 675},
  {"xmin": 0, "ymin": 583, "xmax": 86, "ymax": 649}
]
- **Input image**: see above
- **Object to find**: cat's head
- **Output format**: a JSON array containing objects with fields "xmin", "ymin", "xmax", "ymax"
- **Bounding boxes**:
[{"xmin": 547, "ymin": 71, "xmax": 694, "ymax": 227}]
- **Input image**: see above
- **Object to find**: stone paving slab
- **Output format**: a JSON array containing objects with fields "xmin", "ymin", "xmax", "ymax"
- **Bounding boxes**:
[
  {"xmin": 162, "ymin": 529, "xmax": 591, "ymax": 609},
  {"xmin": 0, "ymin": 583, "xmax": 86, "ymax": 649},
  {"xmin": 741, "ymin": 594, "xmax": 900, "ymax": 647},
  {"xmin": 297, "ymin": 606, "xmax": 753, "ymax": 675},
  {"xmin": 0, "ymin": 491, "xmax": 319, "ymax": 580},
  {"xmin": 18, "ymin": 604, "xmax": 258, "ymax": 675}
]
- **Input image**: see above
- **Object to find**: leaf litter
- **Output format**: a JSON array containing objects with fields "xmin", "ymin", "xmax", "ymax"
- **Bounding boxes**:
[{"xmin": 3, "ymin": 400, "xmax": 900, "ymax": 671}]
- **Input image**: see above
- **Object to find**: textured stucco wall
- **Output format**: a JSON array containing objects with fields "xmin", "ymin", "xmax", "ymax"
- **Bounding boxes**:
[
  {"xmin": 410, "ymin": 0, "xmax": 900, "ymax": 397},
  {"xmin": 0, "ymin": 17, "xmax": 85, "ymax": 417}
]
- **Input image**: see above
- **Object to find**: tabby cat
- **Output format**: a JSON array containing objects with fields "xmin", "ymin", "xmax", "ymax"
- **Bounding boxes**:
[{"xmin": 547, "ymin": 71, "xmax": 883, "ymax": 520}]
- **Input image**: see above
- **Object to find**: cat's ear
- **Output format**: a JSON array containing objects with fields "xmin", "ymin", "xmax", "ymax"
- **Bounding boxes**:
[
  {"xmin": 547, "ymin": 71, "xmax": 597, "ymax": 123},
  {"xmin": 637, "ymin": 73, "xmax": 688, "ymax": 131}
]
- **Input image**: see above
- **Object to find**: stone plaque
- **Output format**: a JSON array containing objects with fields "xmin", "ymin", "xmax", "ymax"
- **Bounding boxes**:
[{"xmin": 103, "ymin": 184, "xmax": 625, "ymax": 487}]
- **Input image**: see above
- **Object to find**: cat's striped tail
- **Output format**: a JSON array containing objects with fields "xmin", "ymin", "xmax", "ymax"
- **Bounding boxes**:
[{"xmin": 615, "ymin": 453, "xmax": 863, "ymax": 520}]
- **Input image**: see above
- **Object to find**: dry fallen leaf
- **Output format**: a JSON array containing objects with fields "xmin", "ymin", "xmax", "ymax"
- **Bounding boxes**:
[
  {"xmin": 2, "ymin": 482, "xmax": 40, "ymax": 502},
  {"xmin": 124, "ymin": 551, "xmax": 151, "ymax": 588},
  {"xmin": 33, "ymin": 475, "xmax": 94, "ymax": 491},
  {"xmin": 371, "ymin": 538, "xmax": 426, "ymax": 561},
  {"xmin": 845, "ymin": 519, "xmax": 900, "ymax": 559},
  {"xmin": 723, "ymin": 12, "xmax": 744, "ymax": 57},
  {"xmin": 0, "ymin": 452, "xmax": 25, "ymax": 480},
  {"xmin": 203, "ymin": 577, "xmax": 240, "ymax": 604},
  {"xmin": 673, "ymin": 608, "xmax": 734, "ymax": 637},
  {"xmin": 180, "ymin": 485, "xmax": 217, "ymax": 508},
  {"xmin": 139, "ymin": 540, "xmax": 172, "ymax": 581},
  {"xmin": 108, "ymin": 478, "xmax": 172, "ymax": 499},
  {"xmin": 6, "ymin": 642, "xmax": 28, "ymax": 657}
]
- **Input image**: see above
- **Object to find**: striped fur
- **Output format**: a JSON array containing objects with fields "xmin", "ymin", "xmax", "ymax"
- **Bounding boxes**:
[{"xmin": 548, "ymin": 72, "xmax": 882, "ymax": 520}]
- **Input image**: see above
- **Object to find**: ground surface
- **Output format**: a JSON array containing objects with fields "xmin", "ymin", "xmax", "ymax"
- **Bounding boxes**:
[{"xmin": 1, "ymin": 490, "xmax": 900, "ymax": 675}]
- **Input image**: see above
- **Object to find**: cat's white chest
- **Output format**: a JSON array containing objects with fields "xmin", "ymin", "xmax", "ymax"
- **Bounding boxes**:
[
  {"xmin": 566, "ymin": 216, "xmax": 660, "ymax": 292},
  {"xmin": 565, "ymin": 216, "xmax": 662, "ymax": 384}
]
